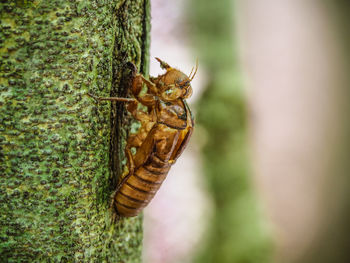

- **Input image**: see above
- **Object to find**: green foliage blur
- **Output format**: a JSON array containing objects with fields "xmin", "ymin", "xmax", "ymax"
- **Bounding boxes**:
[{"xmin": 188, "ymin": 0, "xmax": 273, "ymax": 262}]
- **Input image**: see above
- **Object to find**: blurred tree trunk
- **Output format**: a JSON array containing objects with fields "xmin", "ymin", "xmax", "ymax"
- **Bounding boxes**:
[
  {"xmin": 0, "ymin": 0, "xmax": 150, "ymax": 262},
  {"xmin": 189, "ymin": 0, "xmax": 272, "ymax": 262}
]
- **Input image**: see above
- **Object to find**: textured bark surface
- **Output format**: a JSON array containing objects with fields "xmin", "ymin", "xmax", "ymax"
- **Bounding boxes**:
[{"xmin": 0, "ymin": 0, "xmax": 149, "ymax": 262}]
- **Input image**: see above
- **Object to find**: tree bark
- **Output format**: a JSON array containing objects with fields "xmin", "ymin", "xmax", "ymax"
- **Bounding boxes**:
[{"xmin": 0, "ymin": 0, "xmax": 150, "ymax": 262}]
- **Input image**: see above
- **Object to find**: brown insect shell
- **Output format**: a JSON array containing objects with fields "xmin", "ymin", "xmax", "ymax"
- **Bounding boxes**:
[
  {"xmin": 114, "ymin": 61, "xmax": 195, "ymax": 217},
  {"xmin": 152, "ymin": 68, "xmax": 193, "ymax": 101}
]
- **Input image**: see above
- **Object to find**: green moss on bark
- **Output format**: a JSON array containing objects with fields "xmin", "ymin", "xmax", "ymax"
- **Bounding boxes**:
[{"xmin": 0, "ymin": 0, "xmax": 150, "ymax": 262}]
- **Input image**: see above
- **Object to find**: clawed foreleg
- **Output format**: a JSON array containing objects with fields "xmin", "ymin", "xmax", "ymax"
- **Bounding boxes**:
[{"xmin": 87, "ymin": 93, "xmax": 136, "ymax": 103}]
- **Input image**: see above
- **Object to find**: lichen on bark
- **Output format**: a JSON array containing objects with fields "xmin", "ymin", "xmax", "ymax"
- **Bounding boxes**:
[{"xmin": 0, "ymin": 0, "xmax": 150, "ymax": 262}]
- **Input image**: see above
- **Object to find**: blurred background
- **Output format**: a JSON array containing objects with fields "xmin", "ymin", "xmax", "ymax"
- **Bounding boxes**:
[{"xmin": 143, "ymin": 0, "xmax": 350, "ymax": 263}]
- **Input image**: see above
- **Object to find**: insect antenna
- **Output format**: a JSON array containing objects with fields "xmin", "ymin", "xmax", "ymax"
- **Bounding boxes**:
[
  {"xmin": 189, "ymin": 59, "xmax": 198, "ymax": 81},
  {"xmin": 177, "ymin": 60, "xmax": 199, "ymax": 87},
  {"xmin": 188, "ymin": 66, "xmax": 195, "ymax": 79}
]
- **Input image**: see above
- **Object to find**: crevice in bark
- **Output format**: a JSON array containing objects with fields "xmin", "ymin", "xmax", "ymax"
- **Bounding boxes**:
[
  {"xmin": 110, "ymin": 0, "xmax": 130, "ymax": 193},
  {"xmin": 109, "ymin": 0, "xmax": 151, "ymax": 201},
  {"xmin": 141, "ymin": 0, "xmax": 151, "ymax": 77}
]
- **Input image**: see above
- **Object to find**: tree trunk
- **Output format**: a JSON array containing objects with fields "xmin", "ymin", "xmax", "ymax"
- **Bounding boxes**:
[
  {"xmin": 0, "ymin": 0, "xmax": 150, "ymax": 262},
  {"xmin": 189, "ymin": 0, "xmax": 272, "ymax": 262}
]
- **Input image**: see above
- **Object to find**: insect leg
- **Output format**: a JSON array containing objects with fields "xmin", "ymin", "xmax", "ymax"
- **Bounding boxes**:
[
  {"xmin": 125, "ymin": 147, "xmax": 135, "ymax": 178},
  {"xmin": 131, "ymin": 73, "xmax": 158, "ymax": 98},
  {"xmin": 138, "ymin": 74, "xmax": 158, "ymax": 94},
  {"xmin": 114, "ymin": 148, "xmax": 135, "ymax": 190},
  {"xmin": 155, "ymin": 57, "xmax": 171, "ymax": 70},
  {"xmin": 87, "ymin": 93, "xmax": 136, "ymax": 103}
]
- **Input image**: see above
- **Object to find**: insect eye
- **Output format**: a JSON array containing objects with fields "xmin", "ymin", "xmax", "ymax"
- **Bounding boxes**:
[{"xmin": 176, "ymin": 80, "xmax": 189, "ymax": 88}]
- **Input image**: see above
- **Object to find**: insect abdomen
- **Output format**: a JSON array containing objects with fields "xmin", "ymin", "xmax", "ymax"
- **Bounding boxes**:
[{"xmin": 115, "ymin": 156, "xmax": 171, "ymax": 217}]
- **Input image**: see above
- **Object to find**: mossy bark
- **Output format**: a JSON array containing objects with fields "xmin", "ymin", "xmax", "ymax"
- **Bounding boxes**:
[{"xmin": 0, "ymin": 0, "xmax": 150, "ymax": 262}]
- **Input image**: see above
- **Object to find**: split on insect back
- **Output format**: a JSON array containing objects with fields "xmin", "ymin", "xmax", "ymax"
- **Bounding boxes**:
[{"xmin": 88, "ymin": 58, "xmax": 197, "ymax": 217}]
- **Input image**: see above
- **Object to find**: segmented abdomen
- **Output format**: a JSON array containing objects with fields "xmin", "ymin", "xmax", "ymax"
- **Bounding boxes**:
[{"xmin": 115, "ymin": 154, "xmax": 171, "ymax": 217}]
